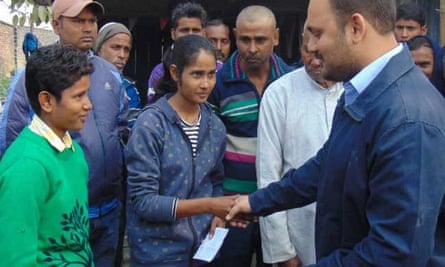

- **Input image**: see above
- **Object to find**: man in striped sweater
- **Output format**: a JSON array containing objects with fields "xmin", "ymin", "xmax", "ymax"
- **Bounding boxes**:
[{"xmin": 208, "ymin": 5, "xmax": 293, "ymax": 267}]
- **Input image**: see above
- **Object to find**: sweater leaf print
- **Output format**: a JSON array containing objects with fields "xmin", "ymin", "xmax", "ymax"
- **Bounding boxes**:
[{"xmin": 43, "ymin": 200, "xmax": 93, "ymax": 266}]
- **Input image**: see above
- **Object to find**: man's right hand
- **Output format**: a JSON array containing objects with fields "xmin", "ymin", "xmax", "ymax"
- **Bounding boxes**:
[{"xmin": 225, "ymin": 195, "xmax": 254, "ymax": 227}]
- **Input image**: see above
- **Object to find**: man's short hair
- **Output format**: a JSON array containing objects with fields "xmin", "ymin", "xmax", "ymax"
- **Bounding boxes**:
[
  {"xmin": 396, "ymin": 2, "xmax": 426, "ymax": 26},
  {"xmin": 407, "ymin": 35, "xmax": 433, "ymax": 51},
  {"xmin": 330, "ymin": 0, "xmax": 396, "ymax": 35},
  {"xmin": 171, "ymin": 2, "xmax": 207, "ymax": 28},
  {"xmin": 26, "ymin": 44, "xmax": 94, "ymax": 115},
  {"xmin": 205, "ymin": 18, "xmax": 227, "ymax": 28}
]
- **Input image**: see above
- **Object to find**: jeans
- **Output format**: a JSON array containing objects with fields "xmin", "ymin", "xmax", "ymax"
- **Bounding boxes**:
[{"xmin": 89, "ymin": 203, "xmax": 121, "ymax": 267}]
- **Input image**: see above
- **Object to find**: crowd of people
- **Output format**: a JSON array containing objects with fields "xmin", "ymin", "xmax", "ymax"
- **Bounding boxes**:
[{"xmin": 0, "ymin": 0, "xmax": 444, "ymax": 266}]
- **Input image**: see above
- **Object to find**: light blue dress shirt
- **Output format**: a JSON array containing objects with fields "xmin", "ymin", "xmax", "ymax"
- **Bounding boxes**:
[{"xmin": 344, "ymin": 44, "xmax": 403, "ymax": 105}]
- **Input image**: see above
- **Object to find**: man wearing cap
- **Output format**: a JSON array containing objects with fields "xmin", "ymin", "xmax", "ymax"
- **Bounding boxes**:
[
  {"xmin": 0, "ymin": 1, "xmax": 128, "ymax": 266},
  {"xmin": 94, "ymin": 22, "xmax": 141, "ymax": 266},
  {"xmin": 95, "ymin": 22, "xmax": 141, "ymax": 132}
]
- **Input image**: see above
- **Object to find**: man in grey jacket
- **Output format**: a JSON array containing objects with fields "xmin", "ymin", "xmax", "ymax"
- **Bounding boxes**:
[{"xmin": 0, "ymin": 0, "xmax": 128, "ymax": 266}]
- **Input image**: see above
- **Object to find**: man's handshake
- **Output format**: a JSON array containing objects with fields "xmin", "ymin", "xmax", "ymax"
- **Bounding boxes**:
[{"xmin": 221, "ymin": 195, "xmax": 257, "ymax": 227}]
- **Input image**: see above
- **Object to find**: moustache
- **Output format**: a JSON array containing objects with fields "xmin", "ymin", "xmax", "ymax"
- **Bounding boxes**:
[
  {"xmin": 245, "ymin": 55, "xmax": 261, "ymax": 62},
  {"xmin": 216, "ymin": 50, "xmax": 225, "ymax": 59}
]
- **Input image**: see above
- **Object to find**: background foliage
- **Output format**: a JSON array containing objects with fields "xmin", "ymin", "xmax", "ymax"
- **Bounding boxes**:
[
  {"xmin": 0, "ymin": 75, "xmax": 11, "ymax": 98},
  {"xmin": 10, "ymin": 0, "xmax": 52, "ymax": 26}
]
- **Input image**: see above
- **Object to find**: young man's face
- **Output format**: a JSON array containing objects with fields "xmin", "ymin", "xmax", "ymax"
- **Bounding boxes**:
[
  {"xmin": 44, "ymin": 75, "xmax": 92, "ymax": 138},
  {"xmin": 98, "ymin": 33, "xmax": 132, "ymax": 72},
  {"xmin": 234, "ymin": 18, "xmax": 278, "ymax": 73},
  {"xmin": 171, "ymin": 17, "xmax": 204, "ymax": 40},
  {"xmin": 206, "ymin": 24, "xmax": 231, "ymax": 62},
  {"xmin": 410, "ymin": 46, "xmax": 434, "ymax": 79},
  {"xmin": 394, "ymin": 19, "xmax": 427, "ymax": 42},
  {"xmin": 52, "ymin": 8, "xmax": 98, "ymax": 51},
  {"xmin": 170, "ymin": 50, "xmax": 216, "ymax": 105},
  {"xmin": 306, "ymin": 0, "xmax": 359, "ymax": 82}
]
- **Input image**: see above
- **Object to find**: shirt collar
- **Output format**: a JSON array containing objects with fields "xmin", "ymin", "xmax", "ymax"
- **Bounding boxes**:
[
  {"xmin": 29, "ymin": 115, "xmax": 74, "ymax": 152},
  {"xmin": 345, "ymin": 44, "xmax": 403, "ymax": 105}
]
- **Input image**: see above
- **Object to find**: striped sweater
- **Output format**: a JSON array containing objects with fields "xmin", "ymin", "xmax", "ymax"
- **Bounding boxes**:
[{"xmin": 208, "ymin": 51, "xmax": 293, "ymax": 194}]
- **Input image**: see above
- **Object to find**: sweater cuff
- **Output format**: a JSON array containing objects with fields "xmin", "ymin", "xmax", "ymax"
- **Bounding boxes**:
[{"xmin": 172, "ymin": 198, "xmax": 178, "ymax": 221}]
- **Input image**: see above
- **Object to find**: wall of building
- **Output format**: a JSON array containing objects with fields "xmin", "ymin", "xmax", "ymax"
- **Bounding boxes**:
[{"xmin": 0, "ymin": 21, "xmax": 57, "ymax": 78}]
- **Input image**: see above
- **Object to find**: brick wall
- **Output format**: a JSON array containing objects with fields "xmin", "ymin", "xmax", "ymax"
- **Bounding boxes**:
[{"xmin": 0, "ymin": 21, "xmax": 57, "ymax": 78}]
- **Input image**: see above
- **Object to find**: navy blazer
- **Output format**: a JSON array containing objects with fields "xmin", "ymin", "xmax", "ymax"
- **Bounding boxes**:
[{"xmin": 250, "ymin": 48, "xmax": 445, "ymax": 267}]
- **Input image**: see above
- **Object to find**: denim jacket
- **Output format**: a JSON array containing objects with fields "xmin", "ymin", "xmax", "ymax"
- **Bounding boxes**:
[{"xmin": 250, "ymin": 48, "xmax": 445, "ymax": 267}]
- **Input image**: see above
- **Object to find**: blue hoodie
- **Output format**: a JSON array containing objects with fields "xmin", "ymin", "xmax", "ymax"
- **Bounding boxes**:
[{"xmin": 125, "ymin": 94, "xmax": 226, "ymax": 267}]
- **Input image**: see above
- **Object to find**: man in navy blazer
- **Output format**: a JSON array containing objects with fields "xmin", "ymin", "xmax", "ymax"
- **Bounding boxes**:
[{"xmin": 226, "ymin": 0, "xmax": 445, "ymax": 266}]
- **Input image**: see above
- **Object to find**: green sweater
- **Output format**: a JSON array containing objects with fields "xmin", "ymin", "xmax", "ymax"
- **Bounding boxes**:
[{"xmin": 0, "ymin": 128, "xmax": 93, "ymax": 266}]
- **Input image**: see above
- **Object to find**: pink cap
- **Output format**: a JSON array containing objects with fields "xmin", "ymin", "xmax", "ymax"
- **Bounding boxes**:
[{"xmin": 52, "ymin": 0, "xmax": 104, "ymax": 19}]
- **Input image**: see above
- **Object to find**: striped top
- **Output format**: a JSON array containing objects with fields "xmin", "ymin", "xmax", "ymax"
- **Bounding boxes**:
[
  {"xmin": 208, "ymin": 51, "xmax": 293, "ymax": 194},
  {"xmin": 180, "ymin": 113, "xmax": 201, "ymax": 158}
]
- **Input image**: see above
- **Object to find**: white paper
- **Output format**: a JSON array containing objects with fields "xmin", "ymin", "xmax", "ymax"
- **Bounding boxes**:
[{"xmin": 193, "ymin": 227, "xmax": 229, "ymax": 262}]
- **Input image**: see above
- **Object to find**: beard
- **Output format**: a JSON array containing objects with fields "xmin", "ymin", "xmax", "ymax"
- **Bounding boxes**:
[
  {"xmin": 242, "ymin": 56, "xmax": 267, "ymax": 72},
  {"xmin": 323, "ymin": 59, "xmax": 359, "ymax": 82},
  {"xmin": 246, "ymin": 62, "xmax": 262, "ymax": 72},
  {"xmin": 321, "ymin": 31, "xmax": 359, "ymax": 82},
  {"xmin": 216, "ymin": 50, "xmax": 225, "ymax": 61}
]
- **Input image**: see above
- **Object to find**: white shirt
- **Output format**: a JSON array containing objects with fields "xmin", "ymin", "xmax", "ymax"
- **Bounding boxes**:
[{"xmin": 257, "ymin": 67, "xmax": 343, "ymax": 264}]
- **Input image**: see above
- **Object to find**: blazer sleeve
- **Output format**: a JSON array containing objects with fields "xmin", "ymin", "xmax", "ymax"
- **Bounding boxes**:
[{"xmin": 306, "ymin": 121, "xmax": 445, "ymax": 266}]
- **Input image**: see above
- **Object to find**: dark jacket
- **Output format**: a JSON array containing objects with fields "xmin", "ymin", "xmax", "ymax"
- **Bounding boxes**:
[
  {"xmin": 250, "ymin": 48, "xmax": 445, "ymax": 267},
  {"xmin": 125, "ymin": 95, "xmax": 226, "ymax": 267}
]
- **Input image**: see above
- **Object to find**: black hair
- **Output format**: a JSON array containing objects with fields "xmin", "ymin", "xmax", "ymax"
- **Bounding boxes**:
[
  {"xmin": 153, "ymin": 48, "xmax": 176, "ymax": 99},
  {"xmin": 154, "ymin": 35, "xmax": 216, "ymax": 99},
  {"xmin": 330, "ymin": 0, "xmax": 396, "ymax": 35},
  {"xmin": 396, "ymin": 2, "xmax": 425, "ymax": 26},
  {"xmin": 407, "ymin": 35, "xmax": 433, "ymax": 51},
  {"xmin": 205, "ymin": 18, "xmax": 228, "ymax": 28},
  {"xmin": 173, "ymin": 35, "xmax": 216, "ymax": 77},
  {"xmin": 25, "ymin": 44, "xmax": 94, "ymax": 115},
  {"xmin": 171, "ymin": 2, "xmax": 207, "ymax": 28}
]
